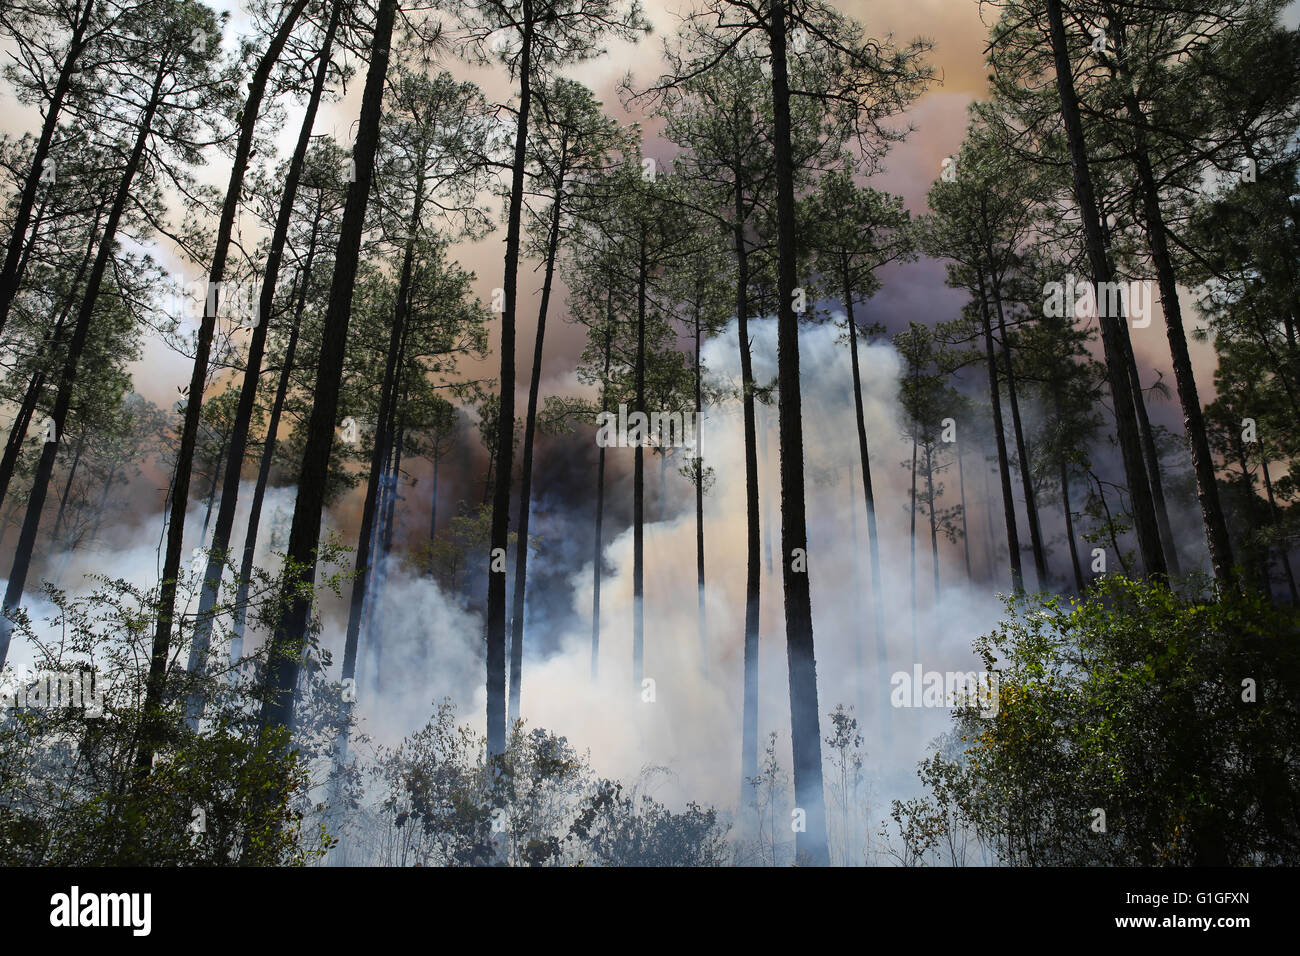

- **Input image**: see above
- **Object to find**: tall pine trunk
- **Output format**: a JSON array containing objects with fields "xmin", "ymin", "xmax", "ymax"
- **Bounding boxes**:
[
  {"xmin": 0, "ymin": 202, "xmax": 105, "ymax": 513},
  {"xmin": 151, "ymin": 0, "xmax": 312, "ymax": 754},
  {"xmin": 768, "ymin": 1, "xmax": 829, "ymax": 866},
  {"xmin": 84, "ymin": 461, "xmax": 117, "ymax": 553},
  {"xmin": 989, "ymin": 268, "xmax": 1048, "ymax": 587},
  {"xmin": 509, "ymin": 161, "xmax": 567, "ymax": 725},
  {"xmin": 486, "ymin": 7, "xmax": 535, "ymax": 758},
  {"xmin": 632, "ymin": 227, "xmax": 646, "ymax": 685},
  {"xmin": 0, "ymin": 367, "xmax": 48, "ymax": 515},
  {"xmin": 1120, "ymin": 323, "xmax": 1182, "ymax": 575},
  {"xmin": 732, "ymin": 178, "xmax": 761, "ymax": 812},
  {"xmin": 1100, "ymin": 203, "xmax": 1182, "ymax": 574},
  {"xmin": 957, "ymin": 443, "xmax": 972, "ymax": 580},
  {"xmin": 926, "ymin": 442, "xmax": 939, "ymax": 598},
  {"xmin": 1061, "ymin": 455, "xmax": 1084, "ymax": 593},
  {"xmin": 229, "ymin": 204, "xmax": 319, "ymax": 666},
  {"xmin": 199, "ymin": 442, "xmax": 226, "ymax": 543},
  {"xmin": 1054, "ymin": 387, "xmax": 1086, "ymax": 593},
  {"xmin": 591, "ymin": 317, "xmax": 611, "ymax": 680},
  {"xmin": 842, "ymin": 267, "xmax": 888, "ymax": 700},
  {"xmin": 368, "ymin": 405, "xmax": 408, "ymax": 692},
  {"xmin": 976, "ymin": 266, "xmax": 1023, "ymax": 592},
  {"xmin": 1044, "ymin": 0, "xmax": 1167, "ymax": 578},
  {"xmin": 1, "ymin": 56, "xmax": 168, "ymax": 672},
  {"xmin": 1105, "ymin": 6, "xmax": 1230, "ymax": 583},
  {"xmin": 48, "ymin": 433, "xmax": 86, "ymax": 550},
  {"xmin": 909, "ymin": 428, "xmax": 918, "ymax": 652},
  {"xmin": 0, "ymin": 0, "xmax": 96, "ymax": 339},
  {"xmin": 185, "ymin": 0, "xmax": 341, "ymax": 725},
  {"xmin": 982, "ymin": 454, "xmax": 997, "ymax": 579},
  {"xmin": 257, "ymin": 0, "xmax": 396, "ymax": 737},
  {"xmin": 693, "ymin": 286, "xmax": 707, "ymax": 674},
  {"xmin": 1122, "ymin": 106, "xmax": 1233, "ymax": 582},
  {"xmin": 342, "ymin": 172, "xmax": 425, "ymax": 694}
]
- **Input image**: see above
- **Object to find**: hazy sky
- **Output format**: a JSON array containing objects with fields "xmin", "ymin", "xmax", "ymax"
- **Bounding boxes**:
[
  {"xmin": 0, "ymin": 0, "xmax": 1232, "ymax": 603},
  {"xmin": 0, "ymin": 0, "xmax": 1228, "ymax": 432}
]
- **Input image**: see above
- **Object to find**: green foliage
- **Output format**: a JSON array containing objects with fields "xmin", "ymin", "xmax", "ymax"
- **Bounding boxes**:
[
  {"xmin": 573, "ymin": 779, "xmax": 730, "ymax": 866},
  {"xmin": 0, "ymin": 541, "xmax": 353, "ymax": 865},
  {"xmin": 361, "ymin": 701, "xmax": 731, "ymax": 866},
  {"xmin": 891, "ymin": 575, "xmax": 1300, "ymax": 865},
  {"xmin": 0, "ymin": 717, "xmax": 325, "ymax": 865}
]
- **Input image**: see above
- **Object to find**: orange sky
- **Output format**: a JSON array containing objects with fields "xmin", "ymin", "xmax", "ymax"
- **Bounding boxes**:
[{"xmin": 0, "ymin": 0, "xmax": 1228, "ymax": 530}]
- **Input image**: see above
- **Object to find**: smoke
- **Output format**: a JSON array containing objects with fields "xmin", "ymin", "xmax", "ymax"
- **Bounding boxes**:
[
  {"xmin": 330, "ymin": 314, "xmax": 1014, "ymax": 821},
  {"xmin": 3, "ymin": 316, "xmax": 1019, "ymax": 834},
  {"xmin": 2, "ymin": 483, "xmax": 298, "ymax": 675}
]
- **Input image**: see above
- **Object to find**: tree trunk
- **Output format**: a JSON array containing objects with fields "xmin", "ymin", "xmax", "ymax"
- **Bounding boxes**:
[
  {"xmin": 367, "ymin": 409, "xmax": 407, "ymax": 693},
  {"xmin": 199, "ymin": 442, "xmax": 225, "ymax": 545},
  {"xmin": 1120, "ymin": 326, "xmax": 1182, "ymax": 575},
  {"xmin": 768, "ymin": 1, "xmax": 829, "ymax": 866},
  {"xmin": 1121, "ymin": 92, "xmax": 1234, "ymax": 583},
  {"xmin": 909, "ymin": 428, "xmax": 918, "ymax": 653},
  {"xmin": 151, "ymin": 0, "xmax": 312, "ymax": 757},
  {"xmin": 0, "ymin": 0, "xmax": 96, "ymax": 340},
  {"xmin": 359, "ymin": 345, "xmax": 404, "ymax": 671},
  {"xmin": 732, "ymin": 182, "xmax": 761, "ymax": 813},
  {"xmin": 509, "ymin": 158, "xmax": 566, "ymax": 725},
  {"xmin": 989, "ymin": 267, "xmax": 1048, "ymax": 587},
  {"xmin": 228, "ymin": 205, "xmax": 318, "ymax": 667},
  {"xmin": 926, "ymin": 442, "xmax": 939, "ymax": 598},
  {"xmin": 976, "ymin": 266, "xmax": 1023, "ymax": 592},
  {"xmin": 842, "ymin": 267, "xmax": 888, "ymax": 694},
  {"xmin": 49, "ymin": 434, "xmax": 86, "ymax": 551},
  {"xmin": 632, "ymin": 226, "xmax": 646, "ymax": 687},
  {"xmin": 1054, "ymin": 389, "xmax": 1086, "ymax": 593},
  {"xmin": 1061, "ymin": 458, "xmax": 1084, "ymax": 593},
  {"xmin": 0, "ymin": 373, "xmax": 47, "ymax": 521},
  {"xmin": 957, "ymin": 443, "xmax": 972, "ymax": 580},
  {"xmin": 847, "ymin": 462, "xmax": 867, "ymax": 727},
  {"xmin": 0, "ymin": 202, "xmax": 105, "ymax": 513},
  {"xmin": 1100, "ymin": 200, "xmax": 1182, "ymax": 575},
  {"xmin": 983, "ymin": 454, "xmax": 997, "ymax": 580},
  {"xmin": 658, "ymin": 449, "xmax": 667, "ymax": 523},
  {"xmin": 185, "ymin": 0, "xmax": 340, "ymax": 726},
  {"xmin": 381, "ymin": 417, "xmax": 404, "ymax": 556},
  {"xmin": 693, "ymin": 286, "xmax": 707, "ymax": 675},
  {"xmin": 84, "ymin": 461, "xmax": 118, "ymax": 553},
  {"xmin": 342, "ymin": 170, "xmax": 425, "ymax": 692},
  {"xmin": 761, "ymin": 403, "xmax": 774, "ymax": 576},
  {"xmin": 10, "ymin": 196, "xmax": 48, "ymax": 293},
  {"xmin": 256, "ymin": 0, "xmax": 396, "ymax": 738},
  {"xmin": 1044, "ymin": 0, "xmax": 1166, "ymax": 578},
  {"xmin": 591, "ymin": 316, "xmax": 611, "ymax": 680},
  {"xmin": 0, "ymin": 57, "xmax": 167, "ymax": 673},
  {"xmin": 486, "ymin": 6, "xmax": 534, "ymax": 758}
]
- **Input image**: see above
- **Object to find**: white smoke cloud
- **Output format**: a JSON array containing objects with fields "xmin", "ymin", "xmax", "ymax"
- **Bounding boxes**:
[
  {"xmin": 5, "ymin": 319, "xmax": 1015, "ymax": 838},
  {"xmin": 349, "ymin": 315, "xmax": 1015, "ymax": 817}
]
